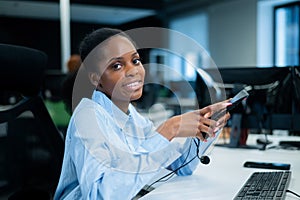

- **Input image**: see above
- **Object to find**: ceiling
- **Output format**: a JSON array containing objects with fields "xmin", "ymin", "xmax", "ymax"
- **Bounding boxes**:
[
  {"xmin": 0, "ymin": 0, "xmax": 155, "ymax": 24},
  {"xmin": 0, "ymin": 0, "xmax": 228, "ymax": 25}
]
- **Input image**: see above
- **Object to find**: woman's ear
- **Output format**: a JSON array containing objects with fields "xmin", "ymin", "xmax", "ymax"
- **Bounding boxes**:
[{"xmin": 88, "ymin": 72, "xmax": 101, "ymax": 88}]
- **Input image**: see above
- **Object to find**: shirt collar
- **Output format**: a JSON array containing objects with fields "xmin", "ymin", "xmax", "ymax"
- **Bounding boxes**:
[{"xmin": 92, "ymin": 90, "xmax": 130, "ymax": 129}]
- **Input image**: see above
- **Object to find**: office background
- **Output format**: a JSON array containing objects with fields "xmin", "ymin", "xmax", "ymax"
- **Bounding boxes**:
[
  {"xmin": 0, "ymin": 0, "xmax": 299, "ymax": 199},
  {"xmin": 1, "ymin": 0, "xmax": 298, "ymax": 70}
]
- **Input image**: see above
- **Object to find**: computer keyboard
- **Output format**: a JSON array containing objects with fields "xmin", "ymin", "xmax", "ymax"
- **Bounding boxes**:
[{"xmin": 234, "ymin": 171, "xmax": 291, "ymax": 200}]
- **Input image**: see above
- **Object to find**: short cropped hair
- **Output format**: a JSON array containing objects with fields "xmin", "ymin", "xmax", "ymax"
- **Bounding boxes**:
[{"xmin": 79, "ymin": 28, "xmax": 135, "ymax": 66}]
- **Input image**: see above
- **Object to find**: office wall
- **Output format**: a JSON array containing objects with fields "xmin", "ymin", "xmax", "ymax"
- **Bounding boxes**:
[{"xmin": 208, "ymin": 0, "xmax": 257, "ymax": 67}]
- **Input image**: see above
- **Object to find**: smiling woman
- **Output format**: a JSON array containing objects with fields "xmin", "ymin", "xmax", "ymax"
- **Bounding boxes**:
[
  {"xmin": 90, "ymin": 36, "xmax": 145, "ymax": 112},
  {"xmin": 54, "ymin": 27, "xmax": 231, "ymax": 200}
]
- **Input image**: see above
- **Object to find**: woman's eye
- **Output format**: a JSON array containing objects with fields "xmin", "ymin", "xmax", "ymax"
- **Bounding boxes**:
[
  {"xmin": 112, "ymin": 63, "xmax": 122, "ymax": 70},
  {"xmin": 133, "ymin": 58, "xmax": 141, "ymax": 65}
]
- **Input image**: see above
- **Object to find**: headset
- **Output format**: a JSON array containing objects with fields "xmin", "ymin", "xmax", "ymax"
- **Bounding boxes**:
[
  {"xmin": 142, "ymin": 89, "xmax": 250, "ymax": 195},
  {"xmin": 143, "ymin": 138, "xmax": 210, "ymax": 192}
]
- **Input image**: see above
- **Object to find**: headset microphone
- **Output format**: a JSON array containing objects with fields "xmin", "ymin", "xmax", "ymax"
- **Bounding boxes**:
[
  {"xmin": 200, "ymin": 155, "xmax": 210, "ymax": 165},
  {"xmin": 146, "ymin": 140, "xmax": 211, "ymax": 190}
]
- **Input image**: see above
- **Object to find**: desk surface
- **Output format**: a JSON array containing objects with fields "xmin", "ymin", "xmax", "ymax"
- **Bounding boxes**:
[{"xmin": 141, "ymin": 134, "xmax": 300, "ymax": 200}]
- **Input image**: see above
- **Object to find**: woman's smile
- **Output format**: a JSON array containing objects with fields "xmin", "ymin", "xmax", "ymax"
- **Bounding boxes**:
[{"xmin": 122, "ymin": 79, "xmax": 143, "ymax": 92}]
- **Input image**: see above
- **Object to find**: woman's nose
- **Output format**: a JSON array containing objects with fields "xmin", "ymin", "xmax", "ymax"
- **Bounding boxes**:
[{"xmin": 125, "ymin": 64, "xmax": 138, "ymax": 77}]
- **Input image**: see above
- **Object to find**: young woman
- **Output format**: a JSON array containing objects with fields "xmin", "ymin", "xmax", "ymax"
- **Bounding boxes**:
[{"xmin": 54, "ymin": 28, "xmax": 231, "ymax": 200}]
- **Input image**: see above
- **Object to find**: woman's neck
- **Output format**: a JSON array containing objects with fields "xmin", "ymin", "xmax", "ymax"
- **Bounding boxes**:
[
  {"xmin": 112, "ymin": 99, "xmax": 130, "ymax": 114},
  {"xmin": 100, "ymin": 91, "xmax": 130, "ymax": 114}
]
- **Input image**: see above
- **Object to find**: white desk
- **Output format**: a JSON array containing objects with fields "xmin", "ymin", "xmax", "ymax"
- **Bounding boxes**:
[{"xmin": 141, "ymin": 134, "xmax": 300, "ymax": 200}]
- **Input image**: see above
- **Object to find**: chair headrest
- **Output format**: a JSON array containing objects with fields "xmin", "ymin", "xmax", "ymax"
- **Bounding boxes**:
[{"xmin": 0, "ymin": 43, "xmax": 47, "ymax": 96}]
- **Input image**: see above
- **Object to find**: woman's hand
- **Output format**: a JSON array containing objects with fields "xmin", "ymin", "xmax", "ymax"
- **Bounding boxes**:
[
  {"xmin": 199, "ymin": 100, "xmax": 232, "ymax": 138},
  {"xmin": 156, "ymin": 100, "xmax": 231, "ymax": 141}
]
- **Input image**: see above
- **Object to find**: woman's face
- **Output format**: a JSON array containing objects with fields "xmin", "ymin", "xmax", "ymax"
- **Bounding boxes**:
[{"xmin": 96, "ymin": 35, "xmax": 145, "ymax": 104}]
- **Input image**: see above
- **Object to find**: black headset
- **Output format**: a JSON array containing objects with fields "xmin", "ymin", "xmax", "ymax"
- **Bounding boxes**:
[{"xmin": 144, "ymin": 138, "xmax": 210, "ymax": 191}]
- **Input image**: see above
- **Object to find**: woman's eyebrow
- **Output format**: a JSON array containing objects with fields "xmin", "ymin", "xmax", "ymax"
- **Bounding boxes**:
[
  {"xmin": 131, "ymin": 52, "xmax": 139, "ymax": 57},
  {"xmin": 107, "ymin": 56, "xmax": 123, "ymax": 64},
  {"xmin": 107, "ymin": 51, "xmax": 139, "ymax": 64}
]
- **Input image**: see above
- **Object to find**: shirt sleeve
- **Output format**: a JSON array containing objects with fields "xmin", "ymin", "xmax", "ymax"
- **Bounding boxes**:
[
  {"xmin": 131, "ymin": 108, "xmax": 200, "ymax": 177},
  {"xmin": 70, "ymin": 136, "xmax": 164, "ymax": 199},
  {"xmin": 167, "ymin": 138, "xmax": 200, "ymax": 176},
  {"xmin": 66, "ymin": 103, "xmax": 182, "ymax": 199}
]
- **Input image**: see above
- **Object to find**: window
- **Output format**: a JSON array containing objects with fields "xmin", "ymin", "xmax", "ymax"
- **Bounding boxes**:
[
  {"xmin": 147, "ymin": 12, "xmax": 209, "ymax": 82},
  {"xmin": 169, "ymin": 13, "xmax": 209, "ymax": 81},
  {"xmin": 274, "ymin": 2, "xmax": 300, "ymax": 66}
]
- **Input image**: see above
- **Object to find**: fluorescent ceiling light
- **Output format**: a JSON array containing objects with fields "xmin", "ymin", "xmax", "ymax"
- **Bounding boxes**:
[{"xmin": 0, "ymin": 1, "xmax": 156, "ymax": 24}]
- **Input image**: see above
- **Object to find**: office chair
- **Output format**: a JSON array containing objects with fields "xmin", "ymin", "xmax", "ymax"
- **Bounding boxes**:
[{"xmin": 0, "ymin": 43, "xmax": 64, "ymax": 199}]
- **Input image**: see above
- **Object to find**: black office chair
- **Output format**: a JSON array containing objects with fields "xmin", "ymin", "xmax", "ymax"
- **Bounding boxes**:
[{"xmin": 0, "ymin": 44, "xmax": 64, "ymax": 199}]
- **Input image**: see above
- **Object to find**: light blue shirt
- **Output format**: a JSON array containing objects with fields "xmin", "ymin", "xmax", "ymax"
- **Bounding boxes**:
[{"xmin": 54, "ymin": 90, "xmax": 200, "ymax": 200}]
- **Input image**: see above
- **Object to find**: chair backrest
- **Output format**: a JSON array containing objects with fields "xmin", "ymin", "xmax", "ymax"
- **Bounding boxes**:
[
  {"xmin": 0, "ymin": 43, "xmax": 47, "ymax": 96},
  {"xmin": 0, "ymin": 43, "xmax": 64, "ymax": 197}
]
